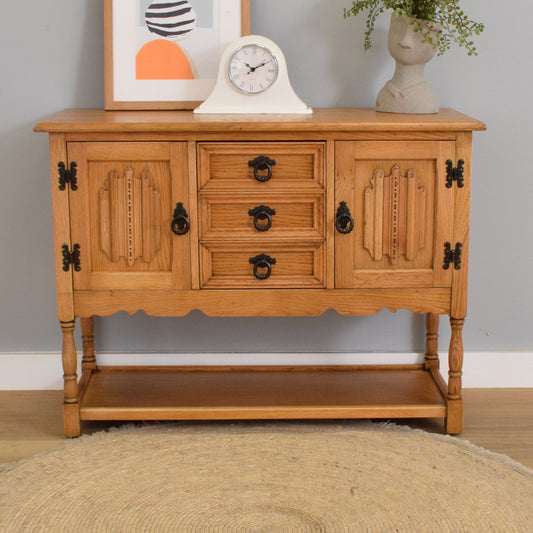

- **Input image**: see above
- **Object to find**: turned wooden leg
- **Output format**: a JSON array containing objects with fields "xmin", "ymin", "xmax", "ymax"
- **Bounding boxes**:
[
  {"xmin": 60, "ymin": 320, "xmax": 81, "ymax": 438},
  {"xmin": 81, "ymin": 317, "xmax": 96, "ymax": 371},
  {"xmin": 446, "ymin": 317, "xmax": 465, "ymax": 434},
  {"xmin": 424, "ymin": 313, "xmax": 440, "ymax": 370}
]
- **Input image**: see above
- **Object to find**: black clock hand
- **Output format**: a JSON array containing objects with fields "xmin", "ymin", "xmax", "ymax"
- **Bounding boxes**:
[
  {"xmin": 245, "ymin": 61, "xmax": 269, "ymax": 75},
  {"xmin": 245, "ymin": 63, "xmax": 259, "ymax": 74}
]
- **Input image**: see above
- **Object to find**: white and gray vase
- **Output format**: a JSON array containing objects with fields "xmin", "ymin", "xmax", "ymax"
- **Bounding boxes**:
[{"xmin": 376, "ymin": 13, "xmax": 439, "ymax": 114}]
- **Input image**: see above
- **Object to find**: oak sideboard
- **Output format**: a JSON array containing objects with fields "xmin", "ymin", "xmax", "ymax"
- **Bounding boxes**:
[{"xmin": 35, "ymin": 108, "xmax": 485, "ymax": 437}]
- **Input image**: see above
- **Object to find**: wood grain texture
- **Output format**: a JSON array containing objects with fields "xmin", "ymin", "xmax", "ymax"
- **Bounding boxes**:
[
  {"xmin": 199, "ymin": 242, "xmax": 326, "ymax": 289},
  {"xmin": 103, "ymin": 0, "xmax": 113, "ymax": 110},
  {"xmin": 72, "ymin": 288, "xmax": 451, "ymax": 317},
  {"xmin": 80, "ymin": 317, "xmax": 96, "ymax": 371},
  {"xmin": 326, "ymin": 140, "xmax": 336, "ymax": 289},
  {"xmin": 187, "ymin": 140, "xmax": 200, "ymax": 290},
  {"xmin": 197, "ymin": 142, "xmax": 325, "ymax": 191},
  {"xmin": 447, "ymin": 317, "xmax": 465, "ymax": 434},
  {"xmin": 67, "ymin": 141, "xmax": 191, "ymax": 291},
  {"xmin": 58, "ymin": 131, "xmax": 472, "ymax": 143},
  {"xmin": 424, "ymin": 313, "xmax": 440, "ymax": 370},
  {"xmin": 98, "ymin": 166, "xmax": 162, "ymax": 265},
  {"xmin": 49, "ymin": 134, "xmax": 74, "ymax": 322},
  {"xmin": 170, "ymin": 142, "xmax": 193, "ymax": 290},
  {"xmin": 241, "ymin": 0, "xmax": 251, "ymax": 35},
  {"xmin": 335, "ymin": 141, "xmax": 454, "ymax": 289},
  {"xmin": 198, "ymin": 191, "xmax": 325, "ymax": 241},
  {"xmin": 448, "ymin": 318, "xmax": 465, "ymax": 401},
  {"xmin": 363, "ymin": 166, "xmax": 426, "ymax": 263},
  {"xmin": 34, "ymin": 109, "xmax": 486, "ymax": 134},
  {"xmin": 60, "ymin": 320, "xmax": 81, "ymax": 438},
  {"xmin": 78, "ymin": 367, "xmax": 446, "ymax": 421},
  {"xmin": 451, "ymin": 132, "xmax": 472, "ymax": 318}
]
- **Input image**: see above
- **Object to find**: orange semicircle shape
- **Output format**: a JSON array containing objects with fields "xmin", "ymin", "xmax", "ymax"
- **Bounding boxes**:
[{"xmin": 136, "ymin": 39, "xmax": 194, "ymax": 80}]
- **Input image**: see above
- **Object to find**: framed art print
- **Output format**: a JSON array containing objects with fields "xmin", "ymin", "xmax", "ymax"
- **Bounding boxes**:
[{"xmin": 104, "ymin": 0, "xmax": 251, "ymax": 110}]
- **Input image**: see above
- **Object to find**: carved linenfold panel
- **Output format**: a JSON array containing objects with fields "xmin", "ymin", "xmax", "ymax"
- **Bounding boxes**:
[
  {"xmin": 99, "ymin": 167, "xmax": 161, "ymax": 266},
  {"xmin": 364, "ymin": 165, "xmax": 426, "ymax": 264}
]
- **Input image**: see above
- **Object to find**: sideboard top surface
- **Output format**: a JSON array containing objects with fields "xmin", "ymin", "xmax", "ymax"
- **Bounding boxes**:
[{"xmin": 34, "ymin": 108, "xmax": 486, "ymax": 134}]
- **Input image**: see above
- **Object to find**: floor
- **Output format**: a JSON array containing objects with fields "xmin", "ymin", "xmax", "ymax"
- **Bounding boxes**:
[{"xmin": 0, "ymin": 389, "xmax": 532, "ymax": 468}]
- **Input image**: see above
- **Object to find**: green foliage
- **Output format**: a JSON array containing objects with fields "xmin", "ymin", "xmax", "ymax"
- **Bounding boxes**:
[{"xmin": 343, "ymin": 0, "xmax": 484, "ymax": 55}]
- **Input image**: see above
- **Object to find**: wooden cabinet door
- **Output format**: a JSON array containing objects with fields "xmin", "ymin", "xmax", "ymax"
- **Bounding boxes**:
[
  {"xmin": 335, "ymin": 141, "xmax": 455, "ymax": 288},
  {"xmin": 67, "ymin": 142, "xmax": 191, "ymax": 291}
]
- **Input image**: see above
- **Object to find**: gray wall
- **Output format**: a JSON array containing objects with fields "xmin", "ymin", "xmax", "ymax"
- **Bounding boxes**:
[{"xmin": 1, "ymin": 0, "xmax": 531, "ymax": 355}]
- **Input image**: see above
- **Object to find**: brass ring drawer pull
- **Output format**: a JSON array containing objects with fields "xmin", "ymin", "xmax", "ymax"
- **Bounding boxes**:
[
  {"xmin": 248, "ymin": 205, "xmax": 276, "ymax": 231},
  {"xmin": 248, "ymin": 156, "xmax": 277, "ymax": 182},
  {"xmin": 249, "ymin": 254, "xmax": 276, "ymax": 280}
]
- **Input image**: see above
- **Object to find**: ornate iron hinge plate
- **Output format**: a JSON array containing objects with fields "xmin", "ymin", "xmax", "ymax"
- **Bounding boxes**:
[
  {"xmin": 445, "ymin": 159, "xmax": 465, "ymax": 188},
  {"xmin": 58, "ymin": 162, "xmax": 78, "ymax": 191},
  {"xmin": 443, "ymin": 242, "xmax": 462, "ymax": 270},
  {"xmin": 62, "ymin": 244, "xmax": 81, "ymax": 272}
]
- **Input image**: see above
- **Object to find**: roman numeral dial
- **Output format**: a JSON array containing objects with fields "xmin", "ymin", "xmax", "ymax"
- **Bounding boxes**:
[{"xmin": 227, "ymin": 44, "xmax": 279, "ymax": 95}]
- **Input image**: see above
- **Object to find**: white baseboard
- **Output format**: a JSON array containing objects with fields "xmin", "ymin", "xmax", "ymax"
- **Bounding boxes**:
[{"xmin": 0, "ymin": 351, "xmax": 531, "ymax": 390}]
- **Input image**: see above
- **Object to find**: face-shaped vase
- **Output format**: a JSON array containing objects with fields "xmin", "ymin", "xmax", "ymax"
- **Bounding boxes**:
[
  {"xmin": 376, "ymin": 13, "xmax": 440, "ymax": 113},
  {"xmin": 387, "ymin": 13, "xmax": 437, "ymax": 66}
]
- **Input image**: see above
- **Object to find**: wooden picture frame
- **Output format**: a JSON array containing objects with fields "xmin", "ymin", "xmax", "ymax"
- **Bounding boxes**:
[{"xmin": 104, "ymin": 0, "xmax": 251, "ymax": 110}]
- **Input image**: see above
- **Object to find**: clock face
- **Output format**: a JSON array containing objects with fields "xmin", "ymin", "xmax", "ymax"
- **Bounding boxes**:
[{"xmin": 227, "ymin": 44, "xmax": 279, "ymax": 95}]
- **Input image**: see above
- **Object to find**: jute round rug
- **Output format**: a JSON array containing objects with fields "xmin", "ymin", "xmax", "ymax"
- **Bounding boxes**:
[{"xmin": 1, "ymin": 422, "xmax": 532, "ymax": 532}]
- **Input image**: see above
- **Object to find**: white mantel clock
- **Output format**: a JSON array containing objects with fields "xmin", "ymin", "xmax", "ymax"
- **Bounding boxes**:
[{"xmin": 195, "ymin": 35, "xmax": 312, "ymax": 114}]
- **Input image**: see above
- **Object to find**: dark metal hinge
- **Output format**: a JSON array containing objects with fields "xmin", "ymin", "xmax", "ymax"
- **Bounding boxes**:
[
  {"xmin": 62, "ymin": 244, "xmax": 81, "ymax": 272},
  {"xmin": 443, "ymin": 242, "xmax": 462, "ymax": 270},
  {"xmin": 58, "ymin": 162, "xmax": 78, "ymax": 191},
  {"xmin": 446, "ymin": 159, "xmax": 465, "ymax": 188}
]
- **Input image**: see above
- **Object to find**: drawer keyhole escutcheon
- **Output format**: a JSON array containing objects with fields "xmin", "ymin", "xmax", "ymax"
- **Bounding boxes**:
[
  {"xmin": 248, "ymin": 156, "xmax": 277, "ymax": 182},
  {"xmin": 248, "ymin": 205, "xmax": 276, "ymax": 231},
  {"xmin": 171, "ymin": 202, "xmax": 190, "ymax": 235},
  {"xmin": 249, "ymin": 254, "xmax": 276, "ymax": 280},
  {"xmin": 335, "ymin": 201, "xmax": 355, "ymax": 234}
]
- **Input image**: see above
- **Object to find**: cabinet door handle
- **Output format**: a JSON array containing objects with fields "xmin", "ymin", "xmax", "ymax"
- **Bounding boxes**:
[
  {"xmin": 248, "ymin": 205, "xmax": 276, "ymax": 231},
  {"xmin": 335, "ymin": 201, "xmax": 354, "ymax": 234},
  {"xmin": 249, "ymin": 254, "xmax": 276, "ymax": 280},
  {"xmin": 248, "ymin": 156, "xmax": 276, "ymax": 182},
  {"xmin": 171, "ymin": 202, "xmax": 190, "ymax": 235}
]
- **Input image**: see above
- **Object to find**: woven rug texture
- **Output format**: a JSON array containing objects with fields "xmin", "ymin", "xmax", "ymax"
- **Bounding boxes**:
[{"xmin": 0, "ymin": 421, "xmax": 532, "ymax": 532}]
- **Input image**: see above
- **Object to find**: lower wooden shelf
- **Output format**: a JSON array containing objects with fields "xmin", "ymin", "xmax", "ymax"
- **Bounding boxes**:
[{"xmin": 79, "ymin": 365, "xmax": 447, "ymax": 422}]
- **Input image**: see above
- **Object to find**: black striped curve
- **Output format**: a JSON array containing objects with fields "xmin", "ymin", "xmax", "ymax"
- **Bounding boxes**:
[
  {"xmin": 145, "ymin": 7, "xmax": 192, "ymax": 18},
  {"xmin": 146, "ymin": 18, "xmax": 195, "ymax": 29}
]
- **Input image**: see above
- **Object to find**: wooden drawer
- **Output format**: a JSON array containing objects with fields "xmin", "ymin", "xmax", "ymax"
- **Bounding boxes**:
[
  {"xmin": 198, "ymin": 191, "xmax": 325, "ymax": 240},
  {"xmin": 197, "ymin": 142, "xmax": 325, "ymax": 191},
  {"xmin": 199, "ymin": 242, "xmax": 325, "ymax": 289}
]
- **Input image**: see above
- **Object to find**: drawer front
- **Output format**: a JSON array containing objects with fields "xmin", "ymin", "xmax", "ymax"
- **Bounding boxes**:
[
  {"xmin": 200, "ymin": 242, "xmax": 325, "ymax": 289},
  {"xmin": 197, "ymin": 142, "xmax": 325, "ymax": 191},
  {"xmin": 198, "ymin": 192, "xmax": 325, "ymax": 240}
]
